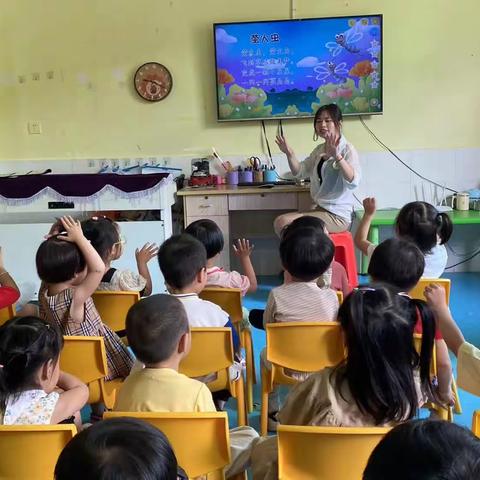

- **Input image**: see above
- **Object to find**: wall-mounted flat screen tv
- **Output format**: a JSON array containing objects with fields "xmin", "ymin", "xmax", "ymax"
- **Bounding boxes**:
[{"xmin": 214, "ymin": 15, "xmax": 382, "ymax": 121}]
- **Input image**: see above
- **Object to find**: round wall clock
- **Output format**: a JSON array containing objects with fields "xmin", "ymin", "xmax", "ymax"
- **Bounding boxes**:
[{"xmin": 134, "ymin": 62, "xmax": 173, "ymax": 102}]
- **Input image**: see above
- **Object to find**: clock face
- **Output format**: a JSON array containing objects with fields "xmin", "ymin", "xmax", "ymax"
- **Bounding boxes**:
[{"xmin": 134, "ymin": 62, "xmax": 173, "ymax": 102}]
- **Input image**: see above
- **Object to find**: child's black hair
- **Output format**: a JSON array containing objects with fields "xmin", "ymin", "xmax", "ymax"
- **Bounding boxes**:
[
  {"xmin": 36, "ymin": 236, "xmax": 86, "ymax": 284},
  {"xmin": 281, "ymin": 215, "xmax": 326, "ymax": 238},
  {"xmin": 54, "ymin": 417, "xmax": 180, "ymax": 480},
  {"xmin": 81, "ymin": 217, "xmax": 120, "ymax": 263},
  {"xmin": 363, "ymin": 420, "xmax": 480, "ymax": 480},
  {"xmin": 280, "ymin": 226, "xmax": 334, "ymax": 281},
  {"xmin": 395, "ymin": 201, "xmax": 453, "ymax": 253},
  {"xmin": 157, "ymin": 234, "xmax": 207, "ymax": 290},
  {"xmin": 337, "ymin": 285, "xmax": 436, "ymax": 425},
  {"xmin": 0, "ymin": 316, "xmax": 63, "ymax": 410},
  {"xmin": 126, "ymin": 294, "xmax": 189, "ymax": 365},
  {"xmin": 185, "ymin": 219, "xmax": 224, "ymax": 260},
  {"xmin": 368, "ymin": 238, "xmax": 425, "ymax": 291}
]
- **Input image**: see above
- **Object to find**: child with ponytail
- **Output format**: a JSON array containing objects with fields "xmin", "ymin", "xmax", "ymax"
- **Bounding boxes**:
[
  {"xmin": 355, "ymin": 198, "xmax": 453, "ymax": 277},
  {"xmin": 252, "ymin": 285, "xmax": 437, "ymax": 480},
  {"xmin": 0, "ymin": 316, "xmax": 88, "ymax": 427}
]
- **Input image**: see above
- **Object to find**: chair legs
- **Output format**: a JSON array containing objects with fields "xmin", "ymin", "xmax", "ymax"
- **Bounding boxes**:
[
  {"xmin": 234, "ymin": 375, "xmax": 248, "ymax": 427},
  {"xmin": 260, "ymin": 364, "xmax": 270, "ymax": 436},
  {"xmin": 243, "ymin": 329, "xmax": 256, "ymax": 413},
  {"xmin": 452, "ymin": 377, "xmax": 462, "ymax": 414}
]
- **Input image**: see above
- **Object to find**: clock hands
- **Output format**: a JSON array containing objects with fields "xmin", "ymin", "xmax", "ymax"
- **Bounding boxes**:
[{"xmin": 142, "ymin": 78, "xmax": 165, "ymax": 88}]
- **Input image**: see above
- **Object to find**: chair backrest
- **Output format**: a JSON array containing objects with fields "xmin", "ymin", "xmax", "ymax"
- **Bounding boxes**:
[
  {"xmin": 472, "ymin": 410, "xmax": 480, "ymax": 437},
  {"xmin": 104, "ymin": 412, "xmax": 230, "ymax": 479},
  {"xmin": 92, "ymin": 291, "xmax": 140, "ymax": 332},
  {"xmin": 0, "ymin": 303, "xmax": 16, "ymax": 327},
  {"xmin": 0, "ymin": 424, "xmax": 77, "ymax": 479},
  {"xmin": 199, "ymin": 287, "xmax": 243, "ymax": 324},
  {"xmin": 278, "ymin": 425, "xmax": 390, "ymax": 480},
  {"xmin": 409, "ymin": 278, "xmax": 451, "ymax": 304}
]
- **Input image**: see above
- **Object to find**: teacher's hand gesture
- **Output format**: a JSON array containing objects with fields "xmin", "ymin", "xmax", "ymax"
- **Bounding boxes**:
[
  {"xmin": 324, "ymin": 131, "xmax": 340, "ymax": 158},
  {"xmin": 275, "ymin": 134, "xmax": 294, "ymax": 156}
]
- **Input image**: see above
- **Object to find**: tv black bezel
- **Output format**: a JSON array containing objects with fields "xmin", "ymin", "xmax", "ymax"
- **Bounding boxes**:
[{"xmin": 213, "ymin": 14, "xmax": 383, "ymax": 122}]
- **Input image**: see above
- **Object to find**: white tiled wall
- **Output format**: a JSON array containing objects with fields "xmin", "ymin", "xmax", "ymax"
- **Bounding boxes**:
[{"xmin": 1, "ymin": 146, "xmax": 479, "ymax": 272}]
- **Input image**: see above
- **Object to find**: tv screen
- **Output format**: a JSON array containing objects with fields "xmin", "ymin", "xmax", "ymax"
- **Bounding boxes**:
[{"xmin": 214, "ymin": 15, "xmax": 382, "ymax": 121}]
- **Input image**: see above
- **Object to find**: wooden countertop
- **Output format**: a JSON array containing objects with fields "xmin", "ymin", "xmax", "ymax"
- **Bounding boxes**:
[{"xmin": 177, "ymin": 184, "xmax": 310, "ymax": 196}]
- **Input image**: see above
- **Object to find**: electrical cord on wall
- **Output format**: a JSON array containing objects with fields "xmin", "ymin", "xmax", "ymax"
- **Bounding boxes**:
[
  {"xmin": 445, "ymin": 247, "xmax": 480, "ymax": 269},
  {"xmin": 358, "ymin": 116, "xmax": 458, "ymax": 194}
]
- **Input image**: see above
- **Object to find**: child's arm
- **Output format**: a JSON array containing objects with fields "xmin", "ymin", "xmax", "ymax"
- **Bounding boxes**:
[
  {"xmin": 354, "ymin": 197, "xmax": 377, "ymax": 256},
  {"xmin": 435, "ymin": 339, "xmax": 454, "ymax": 405},
  {"xmin": 50, "ymin": 371, "xmax": 89, "ymax": 425},
  {"xmin": 57, "ymin": 216, "xmax": 105, "ymax": 322},
  {"xmin": 0, "ymin": 247, "xmax": 20, "ymax": 294},
  {"xmin": 424, "ymin": 283, "xmax": 465, "ymax": 356},
  {"xmin": 233, "ymin": 238, "xmax": 257, "ymax": 293},
  {"xmin": 135, "ymin": 243, "xmax": 159, "ymax": 296}
]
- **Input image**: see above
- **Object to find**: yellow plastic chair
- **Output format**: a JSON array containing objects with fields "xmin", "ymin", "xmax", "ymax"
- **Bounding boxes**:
[
  {"xmin": 277, "ymin": 425, "xmax": 390, "ymax": 480},
  {"xmin": 199, "ymin": 287, "xmax": 256, "ymax": 413},
  {"xmin": 336, "ymin": 291, "xmax": 343, "ymax": 304},
  {"xmin": 409, "ymin": 278, "xmax": 451, "ymax": 304},
  {"xmin": 92, "ymin": 291, "xmax": 140, "ymax": 335},
  {"xmin": 261, "ymin": 322, "xmax": 345, "ymax": 436},
  {"xmin": 0, "ymin": 424, "xmax": 76, "ymax": 480},
  {"xmin": 472, "ymin": 410, "xmax": 480, "ymax": 437},
  {"xmin": 60, "ymin": 336, "xmax": 122, "ymax": 409},
  {"xmin": 179, "ymin": 327, "xmax": 247, "ymax": 426},
  {"xmin": 104, "ymin": 412, "xmax": 240, "ymax": 480},
  {"xmin": 0, "ymin": 303, "xmax": 16, "ymax": 327}
]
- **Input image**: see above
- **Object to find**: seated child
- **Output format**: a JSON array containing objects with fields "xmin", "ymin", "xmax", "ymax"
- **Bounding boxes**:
[
  {"xmin": 261, "ymin": 223, "xmax": 339, "ymax": 429},
  {"xmin": 0, "ymin": 246, "xmax": 20, "ymax": 309},
  {"xmin": 157, "ymin": 234, "xmax": 239, "ymax": 352},
  {"xmin": 0, "ymin": 316, "xmax": 88, "ymax": 428},
  {"xmin": 115, "ymin": 294, "xmax": 259, "ymax": 478},
  {"xmin": 252, "ymin": 285, "xmax": 437, "ymax": 480},
  {"xmin": 185, "ymin": 219, "xmax": 257, "ymax": 295},
  {"xmin": 368, "ymin": 238, "xmax": 454, "ymax": 406},
  {"xmin": 36, "ymin": 216, "xmax": 134, "ymax": 381},
  {"xmin": 82, "ymin": 216, "xmax": 158, "ymax": 296},
  {"xmin": 355, "ymin": 198, "xmax": 453, "ymax": 278},
  {"xmin": 55, "ymin": 417, "xmax": 187, "ymax": 480},
  {"xmin": 364, "ymin": 419, "xmax": 480, "ymax": 480}
]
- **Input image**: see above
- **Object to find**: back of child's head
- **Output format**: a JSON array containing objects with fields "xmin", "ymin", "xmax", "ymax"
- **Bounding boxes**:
[
  {"xmin": 55, "ymin": 417, "xmax": 179, "ymax": 480},
  {"xmin": 184, "ymin": 219, "xmax": 224, "ymax": 260},
  {"xmin": 81, "ymin": 217, "xmax": 120, "ymax": 262},
  {"xmin": 368, "ymin": 238, "xmax": 425, "ymax": 291},
  {"xmin": 280, "ymin": 225, "xmax": 334, "ymax": 281},
  {"xmin": 338, "ymin": 285, "xmax": 436, "ymax": 425},
  {"xmin": 158, "ymin": 234, "xmax": 207, "ymax": 290},
  {"xmin": 0, "ymin": 316, "xmax": 63, "ymax": 409},
  {"xmin": 36, "ymin": 236, "xmax": 86, "ymax": 284},
  {"xmin": 363, "ymin": 419, "xmax": 480, "ymax": 480},
  {"xmin": 281, "ymin": 215, "xmax": 326, "ymax": 237},
  {"xmin": 395, "ymin": 201, "xmax": 453, "ymax": 253},
  {"xmin": 126, "ymin": 294, "xmax": 189, "ymax": 365}
]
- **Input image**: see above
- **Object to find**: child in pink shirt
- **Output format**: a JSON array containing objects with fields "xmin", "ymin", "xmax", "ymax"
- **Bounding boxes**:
[{"xmin": 185, "ymin": 219, "xmax": 257, "ymax": 296}]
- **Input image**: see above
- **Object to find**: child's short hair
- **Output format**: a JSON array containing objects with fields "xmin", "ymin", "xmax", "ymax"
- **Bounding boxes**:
[
  {"xmin": 364, "ymin": 419, "xmax": 480, "ymax": 480},
  {"xmin": 158, "ymin": 234, "xmax": 206, "ymax": 290},
  {"xmin": 185, "ymin": 219, "xmax": 224, "ymax": 259},
  {"xmin": 126, "ymin": 294, "xmax": 189, "ymax": 365},
  {"xmin": 36, "ymin": 237, "xmax": 86, "ymax": 284},
  {"xmin": 281, "ymin": 215, "xmax": 326, "ymax": 238},
  {"xmin": 395, "ymin": 201, "xmax": 453, "ymax": 253},
  {"xmin": 368, "ymin": 238, "xmax": 425, "ymax": 291},
  {"xmin": 0, "ymin": 316, "xmax": 63, "ymax": 410},
  {"xmin": 280, "ymin": 226, "xmax": 334, "ymax": 281},
  {"xmin": 82, "ymin": 217, "xmax": 120, "ymax": 262},
  {"xmin": 54, "ymin": 417, "xmax": 179, "ymax": 480}
]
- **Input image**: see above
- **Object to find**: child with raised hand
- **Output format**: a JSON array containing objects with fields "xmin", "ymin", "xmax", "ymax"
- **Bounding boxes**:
[
  {"xmin": 185, "ymin": 219, "xmax": 257, "ymax": 295},
  {"xmin": 0, "ymin": 316, "xmax": 88, "ymax": 427},
  {"xmin": 252, "ymin": 285, "xmax": 437, "ymax": 480},
  {"xmin": 355, "ymin": 197, "xmax": 453, "ymax": 278},
  {"xmin": 368, "ymin": 238, "xmax": 454, "ymax": 407},
  {"xmin": 82, "ymin": 217, "xmax": 158, "ymax": 296},
  {"xmin": 36, "ymin": 216, "xmax": 134, "ymax": 381}
]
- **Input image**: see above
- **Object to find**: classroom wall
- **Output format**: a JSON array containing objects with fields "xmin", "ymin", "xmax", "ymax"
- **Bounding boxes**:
[{"xmin": 0, "ymin": 0, "xmax": 479, "ymax": 162}]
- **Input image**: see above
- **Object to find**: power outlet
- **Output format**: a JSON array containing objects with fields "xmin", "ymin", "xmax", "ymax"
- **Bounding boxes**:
[
  {"xmin": 27, "ymin": 121, "xmax": 42, "ymax": 135},
  {"xmin": 87, "ymin": 160, "xmax": 96, "ymax": 168}
]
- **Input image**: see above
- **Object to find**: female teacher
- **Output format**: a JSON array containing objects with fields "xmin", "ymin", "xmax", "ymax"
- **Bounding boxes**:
[{"xmin": 274, "ymin": 104, "xmax": 361, "ymax": 234}]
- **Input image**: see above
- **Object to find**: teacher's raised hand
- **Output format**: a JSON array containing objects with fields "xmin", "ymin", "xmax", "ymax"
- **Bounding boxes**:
[
  {"xmin": 324, "ymin": 131, "xmax": 340, "ymax": 159},
  {"xmin": 275, "ymin": 134, "xmax": 294, "ymax": 156}
]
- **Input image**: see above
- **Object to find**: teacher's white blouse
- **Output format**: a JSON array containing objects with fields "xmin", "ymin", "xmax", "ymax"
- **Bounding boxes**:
[{"xmin": 295, "ymin": 135, "xmax": 361, "ymax": 221}]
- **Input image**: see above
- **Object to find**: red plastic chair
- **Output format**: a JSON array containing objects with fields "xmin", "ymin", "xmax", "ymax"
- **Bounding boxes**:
[{"xmin": 330, "ymin": 232, "xmax": 358, "ymax": 289}]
